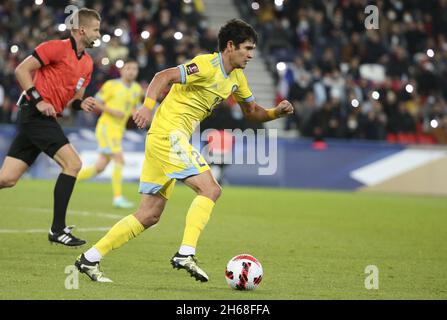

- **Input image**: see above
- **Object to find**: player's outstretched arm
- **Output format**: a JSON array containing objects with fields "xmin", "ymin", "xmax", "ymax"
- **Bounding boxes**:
[
  {"xmin": 133, "ymin": 67, "xmax": 182, "ymax": 129},
  {"xmin": 239, "ymin": 99, "xmax": 294, "ymax": 123}
]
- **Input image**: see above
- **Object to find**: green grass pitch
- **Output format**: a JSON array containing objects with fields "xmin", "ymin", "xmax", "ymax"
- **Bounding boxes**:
[{"xmin": 0, "ymin": 179, "xmax": 446, "ymax": 299}]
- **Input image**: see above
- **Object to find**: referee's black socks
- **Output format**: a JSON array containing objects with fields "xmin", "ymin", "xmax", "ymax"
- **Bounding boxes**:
[{"xmin": 51, "ymin": 173, "xmax": 77, "ymax": 233}]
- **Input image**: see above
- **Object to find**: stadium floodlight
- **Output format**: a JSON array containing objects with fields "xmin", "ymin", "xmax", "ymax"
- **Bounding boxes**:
[
  {"xmin": 351, "ymin": 99, "xmax": 360, "ymax": 108},
  {"xmin": 58, "ymin": 24, "xmax": 67, "ymax": 32},
  {"xmin": 102, "ymin": 34, "xmax": 111, "ymax": 43},
  {"xmin": 405, "ymin": 84, "xmax": 414, "ymax": 93},
  {"xmin": 93, "ymin": 39, "xmax": 101, "ymax": 47},
  {"xmin": 427, "ymin": 49, "xmax": 435, "ymax": 58},
  {"xmin": 35, "ymin": 0, "xmax": 43, "ymax": 5},
  {"xmin": 251, "ymin": 2, "xmax": 260, "ymax": 10},
  {"xmin": 183, "ymin": 0, "xmax": 192, "ymax": 3},
  {"xmin": 372, "ymin": 91, "xmax": 380, "ymax": 100},
  {"xmin": 275, "ymin": 0, "xmax": 284, "ymax": 7},
  {"xmin": 174, "ymin": 32, "xmax": 183, "ymax": 40},
  {"xmin": 114, "ymin": 28, "xmax": 123, "ymax": 37},
  {"xmin": 101, "ymin": 57, "xmax": 110, "ymax": 66},
  {"xmin": 116, "ymin": 59, "xmax": 124, "ymax": 69},
  {"xmin": 430, "ymin": 119, "xmax": 439, "ymax": 129},
  {"xmin": 276, "ymin": 62, "xmax": 286, "ymax": 72},
  {"xmin": 141, "ymin": 31, "xmax": 150, "ymax": 40},
  {"xmin": 10, "ymin": 45, "xmax": 19, "ymax": 54}
]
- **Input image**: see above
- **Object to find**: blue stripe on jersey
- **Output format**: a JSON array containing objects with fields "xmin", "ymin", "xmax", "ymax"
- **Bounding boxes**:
[
  {"xmin": 218, "ymin": 52, "xmax": 228, "ymax": 78},
  {"xmin": 244, "ymin": 95, "xmax": 255, "ymax": 102},
  {"xmin": 178, "ymin": 65, "xmax": 186, "ymax": 84},
  {"xmin": 167, "ymin": 166, "xmax": 201, "ymax": 180},
  {"xmin": 139, "ymin": 182, "xmax": 164, "ymax": 194}
]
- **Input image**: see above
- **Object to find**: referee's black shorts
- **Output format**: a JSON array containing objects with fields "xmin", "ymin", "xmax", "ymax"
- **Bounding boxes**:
[{"xmin": 7, "ymin": 101, "xmax": 69, "ymax": 167}]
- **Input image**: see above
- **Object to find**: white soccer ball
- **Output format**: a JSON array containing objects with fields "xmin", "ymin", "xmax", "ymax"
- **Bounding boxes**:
[{"xmin": 224, "ymin": 254, "xmax": 263, "ymax": 290}]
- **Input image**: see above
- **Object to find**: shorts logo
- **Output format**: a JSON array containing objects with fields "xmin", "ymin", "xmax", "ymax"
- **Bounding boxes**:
[
  {"xmin": 76, "ymin": 78, "xmax": 85, "ymax": 91},
  {"xmin": 186, "ymin": 63, "xmax": 199, "ymax": 75}
]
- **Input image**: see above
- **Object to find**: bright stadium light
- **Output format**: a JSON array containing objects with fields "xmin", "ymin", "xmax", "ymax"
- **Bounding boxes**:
[
  {"xmin": 58, "ymin": 24, "xmax": 67, "ymax": 32},
  {"xmin": 116, "ymin": 59, "xmax": 124, "ymax": 69},
  {"xmin": 93, "ymin": 39, "xmax": 101, "ymax": 47},
  {"xmin": 372, "ymin": 91, "xmax": 380, "ymax": 100},
  {"xmin": 427, "ymin": 49, "xmax": 435, "ymax": 58},
  {"xmin": 183, "ymin": 0, "xmax": 192, "ymax": 3},
  {"xmin": 35, "ymin": 0, "xmax": 43, "ymax": 5},
  {"xmin": 251, "ymin": 2, "xmax": 260, "ymax": 10},
  {"xmin": 101, "ymin": 57, "xmax": 110, "ymax": 66},
  {"xmin": 141, "ymin": 31, "xmax": 150, "ymax": 39},
  {"xmin": 276, "ymin": 62, "xmax": 286, "ymax": 72},
  {"xmin": 405, "ymin": 84, "xmax": 414, "ymax": 93},
  {"xmin": 102, "ymin": 34, "xmax": 111, "ymax": 43},
  {"xmin": 430, "ymin": 119, "xmax": 439, "ymax": 128},
  {"xmin": 275, "ymin": 0, "xmax": 284, "ymax": 6},
  {"xmin": 10, "ymin": 45, "xmax": 19, "ymax": 54},
  {"xmin": 174, "ymin": 31, "xmax": 183, "ymax": 40},
  {"xmin": 114, "ymin": 28, "xmax": 123, "ymax": 37},
  {"xmin": 351, "ymin": 99, "xmax": 360, "ymax": 108}
]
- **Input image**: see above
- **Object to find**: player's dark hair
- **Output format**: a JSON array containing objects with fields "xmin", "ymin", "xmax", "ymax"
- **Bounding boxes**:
[
  {"xmin": 218, "ymin": 19, "xmax": 258, "ymax": 52},
  {"xmin": 123, "ymin": 58, "xmax": 138, "ymax": 66}
]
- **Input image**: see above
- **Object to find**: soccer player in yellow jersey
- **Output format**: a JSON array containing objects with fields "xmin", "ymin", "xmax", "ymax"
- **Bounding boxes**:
[
  {"xmin": 76, "ymin": 19, "xmax": 293, "ymax": 283},
  {"xmin": 77, "ymin": 60, "xmax": 143, "ymax": 209}
]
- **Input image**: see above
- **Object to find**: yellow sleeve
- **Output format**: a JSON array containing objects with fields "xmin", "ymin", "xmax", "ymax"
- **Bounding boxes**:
[
  {"xmin": 95, "ymin": 80, "xmax": 114, "ymax": 103},
  {"xmin": 233, "ymin": 70, "xmax": 255, "ymax": 104},
  {"xmin": 178, "ymin": 55, "xmax": 213, "ymax": 86}
]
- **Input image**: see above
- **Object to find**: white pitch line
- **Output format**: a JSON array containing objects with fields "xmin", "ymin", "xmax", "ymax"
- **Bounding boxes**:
[
  {"xmin": 4, "ymin": 206, "xmax": 124, "ymax": 220},
  {"xmin": 0, "ymin": 227, "xmax": 111, "ymax": 234}
]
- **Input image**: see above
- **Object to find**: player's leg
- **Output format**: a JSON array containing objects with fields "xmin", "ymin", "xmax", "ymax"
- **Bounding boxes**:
[
  {"xmin": 0, "ymin": 157, "xmax": 29, "ymax": 189},
  {"xmin": 180, "ymin": 170, "xmax": 221, "ymax": 254},
  {"xmin": 48, "ymin": 143, "xmax": 85, "ymax": 246},
  {"xmin": 75, "ymin": 192, "xmax": 168, "ymax": 282},
  {"xmin": 77, "ymin": 153, "xmax": 111, "ymax": 181},
  {"xmin": 0, "ymin": 130, "xmax": 41, "ymax": 189},
  {"xmin": 110, "ymin": 152, "xmax": 134, "ymax": 208}
]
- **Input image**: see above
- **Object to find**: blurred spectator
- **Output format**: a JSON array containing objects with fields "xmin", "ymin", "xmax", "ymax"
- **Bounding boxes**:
[{"xmin": 237, "ymin": 0, "xmax": 447, "ymax": 144}]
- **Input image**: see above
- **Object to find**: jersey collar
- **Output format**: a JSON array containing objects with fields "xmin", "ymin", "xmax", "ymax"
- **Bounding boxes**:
[
  {"xmin": 218, "ymin": 52, "xmax": 229, "ymax": 79},
  {"xmin": 70, "ymin": 36, "xmax": 85, "ymax": 60}
]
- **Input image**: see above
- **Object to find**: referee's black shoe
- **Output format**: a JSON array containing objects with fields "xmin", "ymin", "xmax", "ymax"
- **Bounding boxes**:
[{"xmin": 48, "ymin": 225, "xmax": 86, "ymax": 247}]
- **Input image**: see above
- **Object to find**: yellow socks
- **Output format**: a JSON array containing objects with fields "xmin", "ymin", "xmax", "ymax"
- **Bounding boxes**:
[
  {"xmin": 181, "ymin": 195, "xmax": 215, "ymax": 248},
  {"xmin": 94, "ymin": 214, "xmax": 145, "ymax": 257},
  {"xmin": 112, "ymin": 163, "xmax": 123, "ymax": 198},
  {"xmin": 77, "ymin": 166, "xmax": 97, "ymax": 181}
]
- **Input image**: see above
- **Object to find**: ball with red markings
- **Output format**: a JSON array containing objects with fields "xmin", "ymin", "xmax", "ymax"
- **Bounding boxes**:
[{"xmin": 224, "ymin": 254, "xmax": 263, "ymax": 290}]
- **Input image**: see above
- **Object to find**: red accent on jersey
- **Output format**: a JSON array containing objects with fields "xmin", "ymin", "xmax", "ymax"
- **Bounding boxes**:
[{"xmin": 32, "ymin": 37, "xmax": 93, "ymax": 114}]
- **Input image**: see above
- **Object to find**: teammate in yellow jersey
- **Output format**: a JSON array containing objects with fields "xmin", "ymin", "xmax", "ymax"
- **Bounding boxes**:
[
  {"xmin": 77, "ymin": 60, "xmax": 143, "ymax": 209},
  {"xmin": 75, "ymin": 19, "xmax": 293, "ymax": 283}
]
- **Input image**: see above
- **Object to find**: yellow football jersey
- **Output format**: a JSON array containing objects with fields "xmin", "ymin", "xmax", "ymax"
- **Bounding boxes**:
[
  {"xmin": 95, "ymin": 79, "xmax": 143, "ymax": 130},
  {"xmin": 149, "ymin": 52, "xmax": 254, "ymax": 137}
]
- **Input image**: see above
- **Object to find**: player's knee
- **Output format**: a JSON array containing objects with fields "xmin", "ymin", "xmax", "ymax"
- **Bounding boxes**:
[
  {"xmin": 202, "ymin": 184, "xmax": 222, "ymax": 202},
  {"xmin": 65, "ymin": 158, "xmax": 82, "ymax": 175},
  {"xmin": 0, "ymin": 175, "xmax": 18, "ymax": 188}
]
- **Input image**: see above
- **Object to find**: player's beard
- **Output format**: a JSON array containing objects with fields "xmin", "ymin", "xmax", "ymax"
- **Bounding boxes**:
[{"xmin": 85, "ymin": 36, "xmax": 96, "ymax": 48}]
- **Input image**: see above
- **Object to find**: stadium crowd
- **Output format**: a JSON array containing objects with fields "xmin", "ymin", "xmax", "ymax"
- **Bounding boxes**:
[
  {"xmin": 1, "ymin": 0, "xmax": 447, "ymax": 144},
  {"xmin": 237, "ymin": 0, "xmax": 447, "ymax": 144}
]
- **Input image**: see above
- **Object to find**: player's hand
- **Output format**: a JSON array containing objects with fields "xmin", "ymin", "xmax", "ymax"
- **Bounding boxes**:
[
  {"xmin": 81, "ymin": 97, "xmax": 97, "ymax": 113},
  {"xmin": 275, "ymin": 100, "xmax": 294, "ymax": 117},
  {"xmin": 133, "ymin": 107, "xmax": 152, "ymax": 129},
  {"xmin": 36, "ymin": 101, "xmax": 57, "ymax": 118}
]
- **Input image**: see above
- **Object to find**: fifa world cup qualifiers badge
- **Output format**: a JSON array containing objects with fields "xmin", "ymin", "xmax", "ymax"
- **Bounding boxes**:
[{"xmin": 186, "ymin": 63, "xmax": 199, "ymax": 75}]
